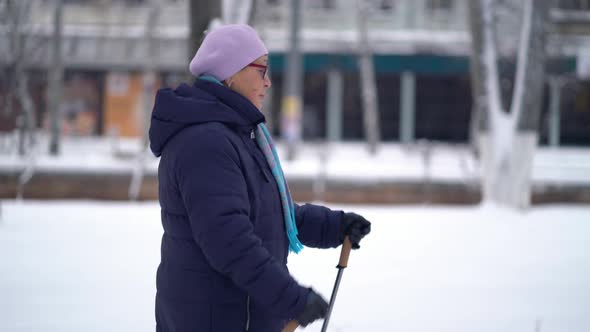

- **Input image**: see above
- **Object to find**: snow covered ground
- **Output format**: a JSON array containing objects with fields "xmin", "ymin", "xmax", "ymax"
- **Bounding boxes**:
[
  {"xmin": 1, "ymin": 136, "xmax": 590, "ymax": 185},
  {"xmin": 1, "ymin": 200, "xmax": 589, "ymax": 332}
]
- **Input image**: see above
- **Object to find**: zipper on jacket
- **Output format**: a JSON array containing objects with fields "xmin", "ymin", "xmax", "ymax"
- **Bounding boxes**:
[
  {"xmin": 245, "ymin": 296, "xmax": 251, "ymax": 331},
  {"xmin": 240, "ymin": 134, "xmax": 271, "ymax": 183},
  {"xmin": 259, "ymin": 168, "xmax": 270, "ymax": 183}
]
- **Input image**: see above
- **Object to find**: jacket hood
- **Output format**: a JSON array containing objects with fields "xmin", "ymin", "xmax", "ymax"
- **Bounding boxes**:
[{"xmin": 149, "ymin": 80, "xmax": 265, "ymax": 157}]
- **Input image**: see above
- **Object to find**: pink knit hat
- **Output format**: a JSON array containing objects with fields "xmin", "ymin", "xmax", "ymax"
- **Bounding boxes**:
[{"xmin": 189, "ymin": 24, "xmax": 268, "ymax": 81}]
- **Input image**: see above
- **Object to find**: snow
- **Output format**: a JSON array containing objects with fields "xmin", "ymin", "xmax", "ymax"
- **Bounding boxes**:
[
  {"xmin": 1, "ymin": 201, "xmax": 589, "ymax": 332},
  {"xmin": 1, "ymin": 136, "xmax": 590, "ymax": 185}
]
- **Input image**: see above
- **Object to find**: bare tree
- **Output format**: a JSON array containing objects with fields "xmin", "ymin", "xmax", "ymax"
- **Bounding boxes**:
[
  {"xmin": 141, "ymin": 0, "xmax": 160, "ymax": 149},
  {"xmin": 187, "ymin": 0, "xmax": 221, "ymax": 80},
  {"xmin": 129, "ymin": 0, "xmax": 224, "ymax": 200},
  {"xmin": 467, "ymin": 0, "xmax": 487, "ymax": 156},
  {"xmin": 281, "ymin": 0, "xmax": 304, "ymax": 161},
  {"xmin": 356, "ymin": 0, "xmax": 380, "ymax": 155},
  {"xmin": 129, "ymin": 0, "xmax": 161, "ymax": 201},
  {"xmin": 470, "ymin": 0, "xmax": 553, "ymax": 208},
  {"xmin": 0, "ymin": 0, "xmax": 49, "ymax": 198},
  {"xmin": 48, "ymin": 0, "xmax": 64, "ymax": 155},
  {"xmin": 1, "ymin": 0, "xmax": 39, "ymax": 156}
]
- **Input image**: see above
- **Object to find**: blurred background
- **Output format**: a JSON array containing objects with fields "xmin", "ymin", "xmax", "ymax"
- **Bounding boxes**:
[
  {"xmin": 0, "ymin": 0, "xmax": 589, "ymax": 205},
  {"xmin": 1, "ymin": 1, "xmax": 590, "ymax": 331}
]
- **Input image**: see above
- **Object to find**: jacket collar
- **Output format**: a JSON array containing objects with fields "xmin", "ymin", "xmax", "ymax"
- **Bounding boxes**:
[{"xmin": 193, "ymin": 78, "xmax": 265, "ymax": 128}]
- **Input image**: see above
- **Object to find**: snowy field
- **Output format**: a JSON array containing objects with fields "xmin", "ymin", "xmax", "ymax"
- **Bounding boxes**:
[
  {"xmin": 2, "ymin": 136, "xmax": 590, "ymax": 185},
  {"xmin": 1, "ymin": 200, "xmax": 589, "ymax": 332}
]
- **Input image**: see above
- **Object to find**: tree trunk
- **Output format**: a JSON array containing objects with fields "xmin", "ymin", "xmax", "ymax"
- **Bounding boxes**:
[
  {"xmin": 247, "ymin": 0, "xmax": 257, "ymax": 26},
  {"xmin": 48, "ymin": 0, "xmax": 64, "ymax": 155},
  {"xmin": 474, "ymin": 0, "xmax": 552, "ymax": 209},
  {"xmin": 17, "ymin": 73, "xmax": 36, "ymax": 156},
  {"xmin": 188, "ymin": 0, "xmax": 221, "ymax": 80},
  {"xmin": 8, "ymin": 0, "xmax": 37, "ymax": 156},
  {"xmin": 356, "ymin": 0, "xmax": 380, "ymax": 155},
  {"xmin": 130, "ymin": 0, "xmax": 160, "ymax": 201},
  {"xmin": 467, "ymin": 0, "xmax": 488, "ymax": 155},
  {"xmin": 507, "ymin": 0, "xmax": 552, "ymax": 208},
  {"xmin": 281, "ymin": 0, "xmax": 303, "ymax": 161},
  {"xmin": 514, "ymin": 0, "xmax": 552, "ymax": 132},
  {"xmin": 141, "ymin": 1, "xmax": 160, "ymax": 148}
]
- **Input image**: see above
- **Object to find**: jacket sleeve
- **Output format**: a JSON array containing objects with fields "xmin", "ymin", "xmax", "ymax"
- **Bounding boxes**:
[
  {"xmin": 175, "ymin": 127, "xmax": 308, "ymax": 319},
  {"xmin": 294, "ymin": 203, "xmax": 343, "ymax": 249}
]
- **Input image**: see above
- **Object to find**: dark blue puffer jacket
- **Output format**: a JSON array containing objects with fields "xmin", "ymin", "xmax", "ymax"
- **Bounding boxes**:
[{"xmin": 149, "ymin": 80, "xmax": 343, "ymax": 332}]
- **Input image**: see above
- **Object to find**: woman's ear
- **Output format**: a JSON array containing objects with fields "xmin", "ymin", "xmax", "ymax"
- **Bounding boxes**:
[{"xmin": 224, "ymin": 75, "xmax": 234, "ymax": 89}]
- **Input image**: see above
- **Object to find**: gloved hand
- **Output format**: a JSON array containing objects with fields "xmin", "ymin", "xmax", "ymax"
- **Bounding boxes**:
[
  {"xmin": 340, "ymin": 212, "xmax": 371, "ymax": 249},
  {"xmin": 296, "ymin": 289, "xmax": 329, "ymax": 327}
]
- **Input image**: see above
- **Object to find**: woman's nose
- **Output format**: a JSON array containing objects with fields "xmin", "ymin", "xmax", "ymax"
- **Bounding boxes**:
[{"xmin": 264, "ymin": 75, "xmax": 272, "ymax": 88}]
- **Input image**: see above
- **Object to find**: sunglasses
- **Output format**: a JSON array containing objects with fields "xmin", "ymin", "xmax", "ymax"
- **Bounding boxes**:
[{"xmin": 248, "ymin": 63, "xmax": 269, "ymax": 80}]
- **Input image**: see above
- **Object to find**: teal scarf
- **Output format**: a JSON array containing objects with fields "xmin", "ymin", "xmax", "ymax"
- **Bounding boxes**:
[{"xmin": 199, "ymin": 76, "xmax": 304, "ymax": 253}]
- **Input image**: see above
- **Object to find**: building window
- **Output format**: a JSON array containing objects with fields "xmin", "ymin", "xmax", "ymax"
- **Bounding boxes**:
[
  {"xmin": 427, "ymin": 0, "xmax": 453, "ymax": 11},
  {"xmin": 305, "ymin": 0, "xmax": 337, "ymax": 10},
  {"xmin": 379, "ymin": 0, "xmax": 394, "ymax": 11},
  {"xmin": 558, "ymin": 0, "xmax": 590, "ymax": 10}
]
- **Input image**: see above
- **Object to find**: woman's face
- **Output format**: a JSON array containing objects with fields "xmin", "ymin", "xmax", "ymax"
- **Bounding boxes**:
[{"xmin": 226, "ymin": 55, "xmax": 271, "ymax": 110}]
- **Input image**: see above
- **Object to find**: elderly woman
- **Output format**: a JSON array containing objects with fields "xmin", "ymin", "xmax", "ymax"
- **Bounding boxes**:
[{"xmin": 149, "ymin": 24, "xmax": 371, "ymax": 332}]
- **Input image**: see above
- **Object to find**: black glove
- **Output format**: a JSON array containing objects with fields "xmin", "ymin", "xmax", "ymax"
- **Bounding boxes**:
[
  {"xmin": 340, "ymin": 212, "xmax": 371, "ymax": 249},
  {"xmin": 296, "ymin": 289, "xmax": 329, "ymax": 327}
]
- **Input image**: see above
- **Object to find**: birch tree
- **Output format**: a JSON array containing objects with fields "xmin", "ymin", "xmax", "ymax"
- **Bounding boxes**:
[{"xmin": 469, "ymin": 0, "xmax": 553, "ymax": 209}]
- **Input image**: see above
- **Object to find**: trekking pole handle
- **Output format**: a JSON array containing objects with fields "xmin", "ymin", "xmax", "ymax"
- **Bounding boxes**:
[
  {"xmin": 338, "ymin": 237, "xmax": 352, "ymax": 268},
  {"xmin": 282, "ymin": 320, "xmax": 299, "ymax": 332}
]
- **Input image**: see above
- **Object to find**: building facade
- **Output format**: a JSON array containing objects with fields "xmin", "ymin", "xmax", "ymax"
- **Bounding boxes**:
[{"xmin": 1, "ymin": 0, "xmax": 589, "ymax": 146}]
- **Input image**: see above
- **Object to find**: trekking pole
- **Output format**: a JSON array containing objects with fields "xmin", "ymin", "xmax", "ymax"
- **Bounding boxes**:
[
  {"xmin": 281, "ymin": 237, "xmax": 353, "ymax": 332},
  {"xmin": 282, "ymin": 320, "xmax": 299, "ymax": 332},
  {"xmin": 321, "ymin": 236, "xmax": 352, "ymax": 332}
]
